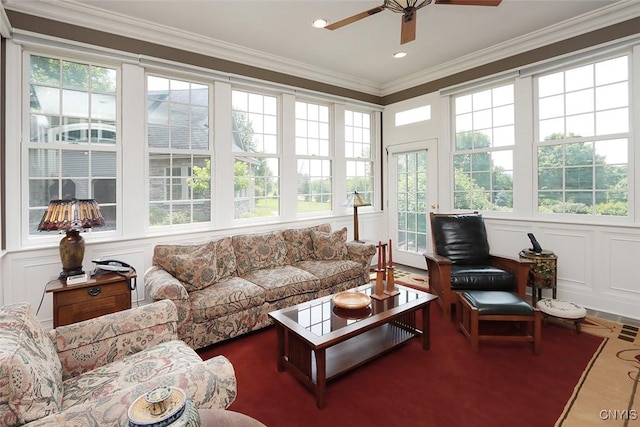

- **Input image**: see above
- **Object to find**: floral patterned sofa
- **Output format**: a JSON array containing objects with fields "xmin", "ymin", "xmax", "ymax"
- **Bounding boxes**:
[
  {"xmin": 0, "ymin": 299, "xmax": 236, "ymax": 426},
  {"xmin": 145, "ymin": 224, "xmax": 376, "ymax": 349}
]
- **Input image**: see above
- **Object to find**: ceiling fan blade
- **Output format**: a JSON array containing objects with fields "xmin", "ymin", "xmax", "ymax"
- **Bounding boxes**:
[
  {"xmin": 435, "ymin": 0, "xmax": 502, "ymax": 6},
  {"xmin": 400, "ymin": 11, "xmax": 417, "ymax": 45},
  {"xmin": 325, "ymin": 6, "xmax": 385, "ymax": 31}
]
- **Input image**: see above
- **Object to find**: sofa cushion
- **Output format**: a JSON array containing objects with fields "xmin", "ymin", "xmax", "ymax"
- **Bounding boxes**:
[
  {"xmin": 213, "ymin": 236, "xmax": 237, "ymax": 279},
  {"xmin": 242, "ymin": 265, "xmax": 322, "ymax": 302},
  {"xmin": 190, "ymin": 277, "xmax": 266, "ymax": 322},
  {"xmin": 0, "ymin": 303, "xmax": 63, "ymax": 426},
  {"xmin": 296, "ymin": 260, "xmax": 363, "ymax": 290},
  {"xmin": 232, "ymin": 230, "xmax": 288, "ymax": 275},
  {"xmin": 311, "ymin": 227, "xmax": 348, "ymax": 260},
  {"xmin": 61, "ymin": 340, "xmax": 214, "ymax": 410},
  {"xmin": 153, "ymin": 241, "xmax": 217, "ymax": 291},
  {"xmin": 284, "ymin": 223, "xmax": 332, "ymax": 263}
]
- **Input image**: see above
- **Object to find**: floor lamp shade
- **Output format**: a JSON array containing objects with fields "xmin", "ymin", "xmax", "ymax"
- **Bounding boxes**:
[
  {"xmin": 38, "ymin": 199, "xmax": 106, "ymax": 278},
  {"xmin": 341, "ymin": 191, "xmax": 371, "ymax": 242}
]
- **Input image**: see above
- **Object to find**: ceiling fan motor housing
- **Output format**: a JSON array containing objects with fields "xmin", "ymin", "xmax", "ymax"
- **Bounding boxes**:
[{"xmin": 385, "ymin": 0, "xmax": 432, "ymax": 14}]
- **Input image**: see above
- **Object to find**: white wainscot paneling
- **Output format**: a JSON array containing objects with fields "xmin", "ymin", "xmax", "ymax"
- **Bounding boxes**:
[
  {"xmin": 485, "ymin": 225, "xmax": 531, "ymax": 258},
  {"xmin": 3, "ymin": 250, "xmax": 62, "ymax": 326},
  {"xmin": 88, "ymin": 246, "xmax": 147, "ymax": 304},
  {"xmin": 544, "ymin": 231, "xmax": 592, "ymax": 290},
  {"xmin": 607, "ymin": 235, "xmax": 640, "ymax": 294}
]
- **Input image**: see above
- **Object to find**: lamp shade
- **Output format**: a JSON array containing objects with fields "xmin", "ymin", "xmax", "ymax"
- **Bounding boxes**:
[
  {"xmin": 38, "ymin": 199, "xmax": 106, "ymax": 279},
  {"xmin": 38, "ymin": 199, "xmax": 106, "ymax": 232},
  {"xmin": 341, "ymin": 191, "xmax": 371, "ymax": 208}
]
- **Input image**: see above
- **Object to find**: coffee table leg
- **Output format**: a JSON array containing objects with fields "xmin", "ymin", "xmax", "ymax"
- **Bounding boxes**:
[
  {"xmin": 421, "ymin": 305, "xmax": 430, "ymax": 350},
  {"xmin": 275, "ymin": 324, "xmax": 285, "ymax": 372},
  {"xmin": 315, "ymin": 348, "xmax": 326, "ymax": 409}
]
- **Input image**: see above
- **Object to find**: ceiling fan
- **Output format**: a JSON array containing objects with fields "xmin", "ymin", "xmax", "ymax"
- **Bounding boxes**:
[{"xmin": 325, "ymin": 0, "xmax": 502, "ymax": 45}]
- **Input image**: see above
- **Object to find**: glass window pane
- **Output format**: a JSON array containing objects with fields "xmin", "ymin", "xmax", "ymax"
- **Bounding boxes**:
[
  {"xmin": 595, "ymin": 56, "xmax": 627, "ymax": 85},
  {"xmin": 565, "ymin": 89, "xmax": 593, "ymax": 115},
  {"xmin": 596, "ymin": 108, "xmax": 628, "ymax": 135},
  {"xmin": 62, "ymin": 61, "xmax": 89, "ymax": 90},
  {"xmin": 538, "ymin": 72, "xmax": 564, "ymax": 97}
]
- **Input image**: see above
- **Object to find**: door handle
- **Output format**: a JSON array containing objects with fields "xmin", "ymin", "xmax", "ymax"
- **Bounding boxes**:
[{"xmin": 87, "ymin": 287, "xmax": 101, "ymax": 297}]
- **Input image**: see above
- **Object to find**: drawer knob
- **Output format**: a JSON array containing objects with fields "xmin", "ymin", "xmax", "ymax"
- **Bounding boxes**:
[{"xmin": 88, "ymin": 287, "xmax": 102, "ymax": 297}]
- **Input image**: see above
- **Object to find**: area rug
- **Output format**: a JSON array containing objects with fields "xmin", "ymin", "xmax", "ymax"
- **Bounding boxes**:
[
  {"xmin": 557, "ymin": 316, "xmax": 640, "ymax": 426},
  {"xmin": 199, "ymin": 304, "xmax": 603, "ymax": 427}
]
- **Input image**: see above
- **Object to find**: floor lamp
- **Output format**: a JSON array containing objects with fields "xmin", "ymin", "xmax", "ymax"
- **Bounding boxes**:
[{"xmin": 341, "ymin": 191, "xmax": 371, "ymax": 243}]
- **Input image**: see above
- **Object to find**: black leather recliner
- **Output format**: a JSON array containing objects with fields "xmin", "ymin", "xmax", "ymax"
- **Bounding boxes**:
[{"xmin": 424, "ymin": 213, "xmax": 533, "ymax": 320}]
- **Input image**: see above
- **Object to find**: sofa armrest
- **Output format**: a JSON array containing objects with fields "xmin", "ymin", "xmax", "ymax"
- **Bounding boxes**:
[
  {"xmin": 24, "ymin": 355, "xmax": 237, "ymax": 427},
  {"xmin": 144, "ymin": 266, "xmax": 195, "ymax": 346},
  {"xmin": 345, "ymin": 241, "xmax": 377, "ymax": 269},
  {"xmin": 144, "ymin": 266, "xmax": 190, "ymax": 301},
  {"xmin": 48, "ymin": 299, "xmax": 179, "ymax": 380}
]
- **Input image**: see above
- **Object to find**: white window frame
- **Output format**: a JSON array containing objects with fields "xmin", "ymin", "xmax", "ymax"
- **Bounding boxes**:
[
  {"xmin": 231, "ymin": 87, "xmax": 281, "ymax": 221},
  {"xmin": 145, "ymin": 72, "xmax": 213, "ymax": 228},
  {"xmin": 533, "ymin": 51, "xmax": 633, "ymax": 221},
  {"xmin": 23, "ymin": 49, "xmax": 121, "ymax": 240}
]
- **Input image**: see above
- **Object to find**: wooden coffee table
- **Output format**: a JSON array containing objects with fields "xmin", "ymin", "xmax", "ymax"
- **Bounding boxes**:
[{"xmin": 268, "ymin": 283, "xmax": 437, "ymax": 409}]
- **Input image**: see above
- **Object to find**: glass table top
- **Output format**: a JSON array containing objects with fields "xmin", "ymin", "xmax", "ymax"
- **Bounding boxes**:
[{"xmin": 278, "ymin": 284, "xmax": 429, "ymax": 337}]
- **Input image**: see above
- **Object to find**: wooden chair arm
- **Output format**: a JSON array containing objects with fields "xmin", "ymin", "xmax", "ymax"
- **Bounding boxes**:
[
  {"xmin": 490, "ymin": 255, "xmax": 534, "ymax": 299},
  {"xmin": 423, "ymin": 252, "xmax": 452, "ymax": 265}
]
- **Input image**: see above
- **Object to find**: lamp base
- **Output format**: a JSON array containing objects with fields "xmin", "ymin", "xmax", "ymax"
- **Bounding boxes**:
[{"xmin": 59, "ymin": 229, "xmax": 86, "ymax": 280}]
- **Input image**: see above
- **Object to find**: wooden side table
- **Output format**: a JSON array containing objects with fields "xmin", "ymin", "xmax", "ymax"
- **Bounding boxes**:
[
  {"xmin": 45, "ymin": 271, "xmax": 135, "ymax": 327},
  {"xmin": 519, "ymin": 249, "xmax": 557, "ymax": 306}
]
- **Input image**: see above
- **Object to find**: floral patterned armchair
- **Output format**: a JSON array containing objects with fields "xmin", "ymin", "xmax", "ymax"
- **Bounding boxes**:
[{"xmin": 0, "ymin": 299, "xmax": 236, "ymax": 426}]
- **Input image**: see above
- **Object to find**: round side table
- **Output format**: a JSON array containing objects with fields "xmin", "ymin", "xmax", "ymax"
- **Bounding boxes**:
[
  {"xmin": 199, "ymin": 409, "xmax": 266, "ymax": 427},
  {"xmin": 519, "ymin": 249, "xmax": 557, "ymax": 306}
]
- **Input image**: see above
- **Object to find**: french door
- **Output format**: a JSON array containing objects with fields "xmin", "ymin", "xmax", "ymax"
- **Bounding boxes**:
[{"xmin": 388, "ymin": 140, "xmax": 438, "ymax": 268}]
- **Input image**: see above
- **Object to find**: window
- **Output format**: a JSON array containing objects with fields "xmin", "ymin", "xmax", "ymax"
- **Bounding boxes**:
[
  {"xmin": 295, "ymin": 101, "xmax": 332, "ymax": 213},
  {"xmin": 345, "ymin": 109, "xmax": 374, "ymax": 205},
  {"xmin": 536, "ymin": 55, "xmax": 629, "ymax": 216},
  {"xmin": 28, "ymin": 54, "xmax": 117, "ymax": 234},
  {"xmin": 395, "ymin": 105, "xmax": 431, "ymax": 126},
  {"xmin": 453, "ymin": 83, "xmax": 514, "ymax": 211},
  {"xmin": 147, "ymin": 75, "xmax": 211, "ymax": 226},
  {"xmin": 231, "ymin": 89, "xmax": 280, "ymax": 219}
]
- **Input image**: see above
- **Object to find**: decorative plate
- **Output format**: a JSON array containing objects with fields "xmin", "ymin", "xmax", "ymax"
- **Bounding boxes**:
[
  {"xmin": 332, "ymin": 291, "xmax": 372, "ymax": 309},
  {"xmin": 128, "ymin": 387, "xmax": 187, "ymax": 427}
]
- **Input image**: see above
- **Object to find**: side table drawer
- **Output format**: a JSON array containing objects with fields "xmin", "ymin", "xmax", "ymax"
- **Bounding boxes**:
[{"xmin": 54, "ymin": 281, "xmax": 131, "ymax": 327}]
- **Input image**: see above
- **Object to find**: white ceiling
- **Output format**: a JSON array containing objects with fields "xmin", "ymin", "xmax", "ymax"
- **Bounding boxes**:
[{"xmin": 4, "ymin": 0, "xmax": 635, "ymax": 95}]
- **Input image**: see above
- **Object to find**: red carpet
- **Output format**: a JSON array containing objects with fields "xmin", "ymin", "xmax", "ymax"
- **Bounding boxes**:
[{"xmin": 198, "ymin": 305, "xmax": 603, "ymax": 427}]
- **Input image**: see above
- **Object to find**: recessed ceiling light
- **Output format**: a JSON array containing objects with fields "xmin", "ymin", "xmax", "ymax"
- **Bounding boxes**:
[
  {"xmin": 312, "ymin": 18, "xmax": 328, "ymax": 29},
  {"xmin": 393, "ymin": 52, "xmax": 407, "ymax": 59}
]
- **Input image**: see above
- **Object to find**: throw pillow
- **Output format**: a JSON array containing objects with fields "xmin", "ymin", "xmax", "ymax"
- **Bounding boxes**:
[
  {"xmin": 283, "ymin": 224, "xmax": 332, "ymax": 263},
  {"xmin": 232, "ymin": 231, "xmax": 288, "ymax": 275},
  {"xmin": 154, "ymin": 242, "xmax": 217, "ymax": 291},
  {"xmin": 311, "ymin": 227, "xmax": 348, "ymax": 260}
]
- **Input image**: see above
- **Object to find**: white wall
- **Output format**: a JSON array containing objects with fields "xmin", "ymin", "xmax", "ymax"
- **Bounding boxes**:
[{"xmin": 383, "ymin": 83, "xmax": 640, "ymax": 322}]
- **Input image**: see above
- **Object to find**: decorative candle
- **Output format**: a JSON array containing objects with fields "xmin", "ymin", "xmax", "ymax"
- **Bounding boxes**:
[
  {"xmin": 388, "ymin": 239, "xmax": 393, "ymax": 268},
  {"xmin": 377, "ymin": 241, "xmax": 382, "ymax": 270}
]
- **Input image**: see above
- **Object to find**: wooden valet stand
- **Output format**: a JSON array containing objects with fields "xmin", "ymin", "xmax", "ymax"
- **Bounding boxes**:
[{"xmin": 372, "ymin": 240, "xmax": 400, "ymax": 300}]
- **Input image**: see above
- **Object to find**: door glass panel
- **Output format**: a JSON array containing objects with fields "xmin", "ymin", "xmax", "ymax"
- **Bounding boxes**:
[{"xmin": 394, "ymin": 150, "xmax": 428, "ymax": 254}]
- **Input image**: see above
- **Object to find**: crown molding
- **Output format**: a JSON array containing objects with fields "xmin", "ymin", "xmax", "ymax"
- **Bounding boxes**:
[
  {"xmin": 381, "ymin": 0, "xmax": 640, "ymax": 96},
  {"xmin": 3, "ymin": 0, "xmax": 384, "ymax": 96},
  {"xmin": 4, "ymin": 0, "xmax": 640, "ymax": 99},
  {"xmin": 0, "ymin": 3, "xmax": 11, "ymax": 38}
]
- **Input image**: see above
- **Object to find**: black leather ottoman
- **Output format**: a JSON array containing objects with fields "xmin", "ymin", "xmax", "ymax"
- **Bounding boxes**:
[{"xmin": 457, "ymin": 290, "xmax": 541, "ymax": 354}]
